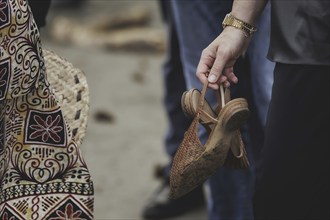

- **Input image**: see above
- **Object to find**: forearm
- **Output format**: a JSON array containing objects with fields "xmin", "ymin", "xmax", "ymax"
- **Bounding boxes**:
[
  {"xmin": 231, "ymin": 0, "xmax": 269, "ymax": 26},
  {"xmin": 196, "ymin": 0, "xmax": 270, "ymax": 89}
]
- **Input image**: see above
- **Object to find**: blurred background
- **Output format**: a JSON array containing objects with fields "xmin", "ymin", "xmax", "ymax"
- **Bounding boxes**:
[{"xmin": 40, "ymin": 0, "xmax": 207, "ymax": 219}]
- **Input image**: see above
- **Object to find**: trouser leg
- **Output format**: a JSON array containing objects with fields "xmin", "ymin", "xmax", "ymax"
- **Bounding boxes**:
[
  {"xmin": 170, "ymin": 1, "xmax": 265, "ymax": 219},
  {"xmin": 161, "ymin": 0, "xmax": 191, "ymax": 179},
  {"xmin": 254, "ymin": 64, "xmax": 330, "ymax": 219}
]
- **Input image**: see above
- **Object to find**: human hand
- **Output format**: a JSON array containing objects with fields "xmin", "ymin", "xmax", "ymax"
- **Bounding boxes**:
[{"xmin": 196, "ymin": 27, "xmax": 251, "ymax": 90}]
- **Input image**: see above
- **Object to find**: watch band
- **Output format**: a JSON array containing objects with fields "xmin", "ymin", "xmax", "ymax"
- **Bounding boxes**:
[{"xmin": 222, "ymin": 14, "xmax": 257, "ymax": 38}]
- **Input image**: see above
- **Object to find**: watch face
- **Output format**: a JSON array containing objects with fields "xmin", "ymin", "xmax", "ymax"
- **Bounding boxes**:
[
  {"xmin": 222, "ymin": 14, "xmax": 233, "ymax": 28},
  {"xmin": 224, "ymin": 14, "xmax": 233, "ymax": 25}
]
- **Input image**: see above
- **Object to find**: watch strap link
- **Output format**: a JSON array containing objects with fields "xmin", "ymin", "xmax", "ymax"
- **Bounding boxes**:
[{"xmin": 222, "ymin": 14, "xmax": 257, "ymax": 38}]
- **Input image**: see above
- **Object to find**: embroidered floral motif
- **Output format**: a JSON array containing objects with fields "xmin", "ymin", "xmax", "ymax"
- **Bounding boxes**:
[
  {"xmin": 2, "ymin": 212, "xmax": 16, "ymax": 220},
  {"xmin": 25, "ymin": 109, "xmax": 67, "ymax": 147},
  {"xmin": 50, "ymin": 203, "xmax": 87, "ymax": 220},
  {"xmin": 30, "ymin": 114, "xmax": 63, "ymax": 143}
]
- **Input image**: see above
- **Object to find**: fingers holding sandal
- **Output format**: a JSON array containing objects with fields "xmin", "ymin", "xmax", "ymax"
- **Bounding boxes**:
[
  {"xmin": 206, "ymin": 56, "xmax": 226, "ymax": 90},
  {"xmin": 196, "ymin": 43, "xmax": 238, "ymax": 90},
  {"xmin": 196, "ymin": 44, "xmax": 217, "ymax": 87},
  {"xmin": 196, "ymin": 43, "xmax": 230, "ymax": 89},
  {"xmin": 219, "ymin": 67, "xmax": 238, "ymax": 88},
  {"xmin": 197, "ymin": 26, "xmax": 251, "ymax": 90}
]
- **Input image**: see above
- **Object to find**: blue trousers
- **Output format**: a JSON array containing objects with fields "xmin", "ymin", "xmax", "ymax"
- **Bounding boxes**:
[{"xmin": 162, "ymin": 1, "xmax": 274, "ymax": 219}]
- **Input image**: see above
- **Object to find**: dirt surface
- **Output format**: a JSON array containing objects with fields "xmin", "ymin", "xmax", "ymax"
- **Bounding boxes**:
[{"xmin": 41, "ymin": 1, "xmax": 207, "ymax": 219}]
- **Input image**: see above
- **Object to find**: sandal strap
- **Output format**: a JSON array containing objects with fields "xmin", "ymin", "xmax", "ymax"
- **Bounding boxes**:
[
  {"xmin": 220, "ymin": 84, "xmax": 225, "ymax": 108},
  {"xmin": 198, "ymin": 79, "xmax": 227, "ymax": 116},
  {"xmin": 198, "ymin": 79, "xmax": 209, "ymax": 109},
  {"xmin": 199, "ymin": 109, "xmax": 218, "ymax": 124},
  {"xmin": 197, "ymin": 78, "xmax": 231, "ymax": 120},
  {"xmin": 216, "ymin": 84, "xmax": 229, "ymax": 109}
]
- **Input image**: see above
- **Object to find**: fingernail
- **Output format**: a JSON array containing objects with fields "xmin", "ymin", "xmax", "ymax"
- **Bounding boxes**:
[{"xmin": 208, "ymin": 74, "xmax": 217, "ymax": 83}]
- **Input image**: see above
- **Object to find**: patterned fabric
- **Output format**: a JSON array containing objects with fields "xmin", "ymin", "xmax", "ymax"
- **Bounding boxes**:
[{"xmin": 0, "ymin": 0, "xmax": 94, "ymax": 219}]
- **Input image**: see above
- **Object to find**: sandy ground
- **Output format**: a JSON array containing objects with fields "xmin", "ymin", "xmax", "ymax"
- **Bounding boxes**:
[{"xmin": 41, "ymin": 1, "xmax": 207, "ymax": 219}]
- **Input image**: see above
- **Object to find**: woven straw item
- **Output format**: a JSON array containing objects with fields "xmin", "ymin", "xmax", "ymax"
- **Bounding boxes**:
[{"xmin": 43, "ymin": 49, "xmax": 89, "ymax": 145}]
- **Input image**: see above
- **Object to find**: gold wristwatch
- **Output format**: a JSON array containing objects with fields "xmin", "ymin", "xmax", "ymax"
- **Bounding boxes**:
[{"xmin": 222, "ymin": 14, "xmax": 257, "ymax": 38}]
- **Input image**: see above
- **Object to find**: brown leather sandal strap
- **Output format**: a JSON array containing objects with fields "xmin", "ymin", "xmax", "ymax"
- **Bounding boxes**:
[
  {"xmin": 224, "ymin": 88, "xmax": 231, "ymax": 103},
  {"xmin": 198, "ymin": 80, "xmax": 209, "ymax": 109},
  {"xmin": 199, "ymin": 109, "xmax": 218, "ymax": 124},
  {"xmin": 219, "ymin": 84, "xmax": 225, "ymax": 108},
  {"xmin": 215, "ymin": 83, "xmax": 227, "ymax": 109},
  {"xmin": 216, "ymin": 89, "xmax": 222, "ymax": 108}
]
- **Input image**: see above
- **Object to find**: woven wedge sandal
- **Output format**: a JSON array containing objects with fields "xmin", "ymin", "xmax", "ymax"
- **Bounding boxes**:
[
  {"xmin": 181, "ymin": 86, "xmax": 250, "ymax": 169},
  {"xmin": 170, "ymin": 81, "xmax": 249, "ymax": 199}
]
